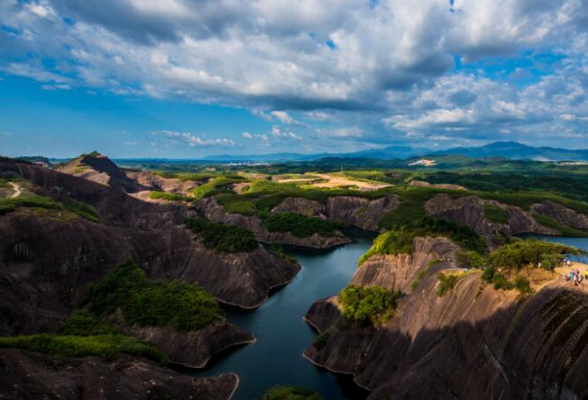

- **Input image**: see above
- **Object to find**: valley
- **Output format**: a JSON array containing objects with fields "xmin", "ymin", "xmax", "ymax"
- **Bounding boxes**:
[{"xmin": 2, "ymin": 152, "xmax": 588, "ymax": 399}]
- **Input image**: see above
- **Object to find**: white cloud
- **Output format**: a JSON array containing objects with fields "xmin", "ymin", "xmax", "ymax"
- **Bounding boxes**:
[
  {"xmin": 157, "ymin": 130, "xmax": 235, "ymax": 147},
  {"xmin": 242, "ymin": 132, "xmax": 254, "ymax": 139},
  {"xmin": 270, "ymin": 111, "xmax": 301, "ymax": 125},
  {"xmin": 271, "ymin": 126, "xmax": 303, "ymax": 140}
]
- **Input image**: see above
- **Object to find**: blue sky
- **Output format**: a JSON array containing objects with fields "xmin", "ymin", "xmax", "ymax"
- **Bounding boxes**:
[{"xmin": 1, "ymin": 0, "xmax": 588, "ymax": 158}]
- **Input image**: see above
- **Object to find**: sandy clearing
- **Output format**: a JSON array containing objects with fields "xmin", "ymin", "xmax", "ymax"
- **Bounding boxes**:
[{"xmin": 311, "ymin": 173, "xmax": 391, "ymax": 191}]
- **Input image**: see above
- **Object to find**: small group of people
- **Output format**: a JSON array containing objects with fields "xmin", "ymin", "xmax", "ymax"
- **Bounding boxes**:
[{"xmin": 568, "ymin": 269, "xmax": 588, "ymax": 286}]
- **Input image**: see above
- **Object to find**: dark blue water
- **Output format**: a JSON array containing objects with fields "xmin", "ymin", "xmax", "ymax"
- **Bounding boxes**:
[{"xmin": 194, "ymin": 230, "xmax": 375, "ymax": 400}]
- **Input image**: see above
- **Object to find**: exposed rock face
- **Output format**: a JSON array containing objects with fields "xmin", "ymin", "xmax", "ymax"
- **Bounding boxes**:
[
  {"xmin": 0, "ymin": 349, "xmax": 238, "ymax": 400},
  {"xmin": 425, "ymin": 194, "xmax": 557, "ymax": 237},
  {"xmin": 325, "ymin": 195, "xmax": 398, "ymax": 231},
  {"xmin": 304, "ymin": 241, "xmax": 588, "ymax": 400},
  {"xmin": 197, "ymin": 197, "xmax": 351, "ymax": 249},
  {"xmin": 532, "ymin": 200, "xmax": 588, "ymax": 231},
  {"xmin": 119, "ymin": 319, "xmax": 255, "ymax": 368},
  {"xmin": 271, "ymin": 194, "xmax": 399, "ymax": 232},
  {"xmin": 352, "ymin": 237, "xmax": 458, "ymax": 292},
  {"xmin": 0, "ymin": 160, "xmax": 300, "ymax": 336}
]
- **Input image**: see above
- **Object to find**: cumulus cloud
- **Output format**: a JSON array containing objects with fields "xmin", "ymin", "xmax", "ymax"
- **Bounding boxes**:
[
  {"xmin": 156, "ymin": 130, "xmax": 235, "ymax": 147},
  {"xmin": 1, "ymin": 0, "xmax": 588, "ymax": 148}
]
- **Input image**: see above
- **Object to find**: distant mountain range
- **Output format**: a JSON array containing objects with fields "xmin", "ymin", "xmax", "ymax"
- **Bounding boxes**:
[{"xmin": 203, "ymin": 141, "xmax": 588, "ymax": 162}]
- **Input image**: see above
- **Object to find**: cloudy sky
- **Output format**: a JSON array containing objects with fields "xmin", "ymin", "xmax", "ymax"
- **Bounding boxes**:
[{"xmin": 1, "ymin": 0, "xmax": 588, "ymax": 158}]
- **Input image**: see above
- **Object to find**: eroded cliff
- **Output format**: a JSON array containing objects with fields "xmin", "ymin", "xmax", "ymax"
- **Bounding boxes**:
[{"xmin": 304, "ymin": 237, "xmax": 588, "ymax": 400}]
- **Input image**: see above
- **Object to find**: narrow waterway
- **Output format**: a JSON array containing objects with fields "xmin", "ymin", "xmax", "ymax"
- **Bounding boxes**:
[{"xmin": 194, "ymin": 229, "xmax": 375, "ymax": 400}]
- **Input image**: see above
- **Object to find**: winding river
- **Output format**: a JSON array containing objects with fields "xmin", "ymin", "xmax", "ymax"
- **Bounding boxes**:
[{"xmin": 194, "ymin": 229, "xmax": 375, "ymax": 400}]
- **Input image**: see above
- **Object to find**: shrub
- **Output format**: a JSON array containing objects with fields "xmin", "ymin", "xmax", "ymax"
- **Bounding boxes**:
[
  {"xmin": 60, "ymin": 309, "xmax": 116, "ymax": 336},
  {"xmin": 339, "ymin": 285, "xmax": 401, "ymax": 324},
  {"xmin": 0, "ymin": 334, "xmax": 167, "ymax": 364},
  {"xmin": 437, "ymin": 273, "xmax": 460, "ymax": 297},
  {"xmin": 514, "ymin": 276, "xmax": 533, "ymax": 296},
  {"xmin": 185, "ymin": 217, "xmax": 258, "ymax": 253},
  {"xmin": 359, "ymin": 228, "xmax": 415, "ymax": 264},
  {"xmin": 264, "ymin": 212, "xmax": 342, "ymax": 238},
  {"xmin": 0, "ymin": 195, "xmax": 99, "ymax": 222},
  {"xmin": 489, "ymin": 239, "xmax": 583, "ymax": 271},
  {"xmin": 87, "ymin": 260, "xmax": 223, "ymax": 331},
  {"xmin": 492, "ymin": 273, "xmax": 514, "ymax": 290},
  {"xmin": 457, "ymin": 250, "xmax": 488, "ymax": 269},
  {"xmin": 313, "ymin": 331, "xmax": 331, "ymax": 350},
  {"xmin": 256, "ymin": 385, "xmax": 323, "ymax": 400},
  {"xmin": 484, "ymin": 205, "xmax": 509, "ymax": 224}
]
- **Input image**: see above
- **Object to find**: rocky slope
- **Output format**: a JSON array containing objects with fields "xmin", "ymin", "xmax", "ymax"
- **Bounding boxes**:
[
  {"xmin": 0, "ymin": 349, "xmax": 238, "ymax": 400},
  {"xmin": 425, "ymin": 194, "xmax": 558, "ymax": 243},
  {"xmin": 532, "ymin": 200, "xmax": 588, "ymax": 231},
  {"xmin": 304, "ymin": 237, "xmax": 588, "ymax": 400},
  {"xmin": 0, "ymin": 158, "xmax": 300, "ymax": 377},
  {"xmin": 272, "ymin": 194, "xmax": 398, "ymax": 231},
  {"xmin": 197, "ymin": 197, "xmax": 352, "ymax": 249}
]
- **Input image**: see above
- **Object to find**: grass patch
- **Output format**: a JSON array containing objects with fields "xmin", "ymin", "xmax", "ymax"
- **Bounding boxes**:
[
  {"xmin": 264, "ymin": 212, "xmax": 342, "ymax": 238},
  {"xmin": 185, "ymin": 217, "xmax": 259, "ymax": 253},
  {"xmin": 359, "ymin": 228, "xmax": 415, "ymax": 264},
  {"xmin": 149, "ymin": 191, "xmax": 192, "ymax": 202},
  {"xmin": 0, "ymin": 195, "xmax": 99, "ymax": 222},
  {"xmin": 191, "ymin": 175, "xmax": 247, "ymax": 200},
  {"xmin": 339, "ymin": 285, "xmax": 401, "ymax": 324},
  {"xmin": 87, "ymin": 260, "xmax": 223, "ymax": 332},
  {"xmin": 484, "ymin": 205, "xmax": 509, "ymax": 224},
  {"xmin": 256, "ymin": 386, "xmax": 323, "ymax": 400},
  {"xmin": 0, "ymin": 333, "xmax": 167, "ymax": 364},
  {"xmin": 437, "ymin": 273, "xmax": 460, "ymax": 297}
]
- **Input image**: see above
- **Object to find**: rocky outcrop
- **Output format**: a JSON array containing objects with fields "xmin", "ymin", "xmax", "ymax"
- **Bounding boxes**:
[
  {"xmin": 304, "ymin": 240, "xmax": 588, "ymax": 400},
  {"xmin": 271, "ymin": 195, "xmax": 399, "ymax": 232},
  {"xmin": 0, "ymin": 349, "xmax": 238, "ymax": 400},
  {"xmin": 0, "ymin": 160, "xmax": 300, "ymax": 339},
  {"xmin": 352, "ymin": 237, "xmax": 458, "ymax": 292},
  {"xmin": 197, "ymin": 197, "xmax": 351, "ymax": 249},
  {"xmin": 326, "ymin": 195, "xmax": 398, "ymax": 231},
  {"xmin": 425, "ymin": 194, "xmax": 557, "ymax": 238},
  {"xmin": 117, "ymin": 319, "xmax": 255, "ymax": 368},
  {"xmin": 532, "ymin": 200, "xmax": 588, "ymax": 231},
  {"xmin": 125, "ymin": 170, "xmax": 198, "ymax": 196}
]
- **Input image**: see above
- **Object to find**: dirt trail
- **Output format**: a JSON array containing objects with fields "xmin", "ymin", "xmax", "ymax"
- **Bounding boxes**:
[{"xmin": 8, "ymin": 182, "xmax": 21, "ymax": 199}]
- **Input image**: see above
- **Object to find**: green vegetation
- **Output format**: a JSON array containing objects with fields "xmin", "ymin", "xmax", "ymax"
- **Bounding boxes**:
[
  {"xmin": 484, "ymin": 205, "xmax": 509, "ymax": 224},
  {"xmin": 191, "ymin": 175, "xmax": 247, "ymax": 200},
  {"xmin": 313, "ymin": 331, "xmax": 331, "ymax": 350},
  {"xmin": 457, "ymin": 250, "xmax": 488, "ymax": 268},
  {"xmin": 185, "ymin": 217, "xmax": 258, "ymax": 253},
  {"xmin": 359, "ymin": 228, "xmax": 414, "ymax": 264},
  {"xmin": 426, "ymin": 171, "xmax": 588, "ymax": 202},
  {"xmin": 256, "ymin": 385, "xmax": 323, "ymax": 400},
  {"xmin": 339, "ymin": 285, "xmax": 401, "ymax": 324},
  {"xmin": 0, "ymin": 195, "xmax": 99, "ymax": 222},
  {"xmin": 437, "ymin": 273, "xmax": 460, "ymax": 297},
  {"xmin": 148, "ymin": 191, "xmax": 192, "ymax": 202},
  {"xmin": 264, "ymin": 212, "xmax": 342, "ymax": 238},
  {"xmin": 87, "ymin": 260, "xmax": 223, "ymax": 331},
  {"xmin": 61, "ymin": 309, "xmax": 117, "ymax": 336},
  {"xmin": 359, "ymin": 217, "xmax": 486, "ymax": 265},
  {"xmin": 0, "ymin": 333, "xmax": 167, "ymax": 364},
  {"xmin": 514, "ymin": 276, "xmax": 533, "ymax": 296},
  {"xmin": 488, "ymin": 239, "xmax": 583, "ymax": 271}
]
